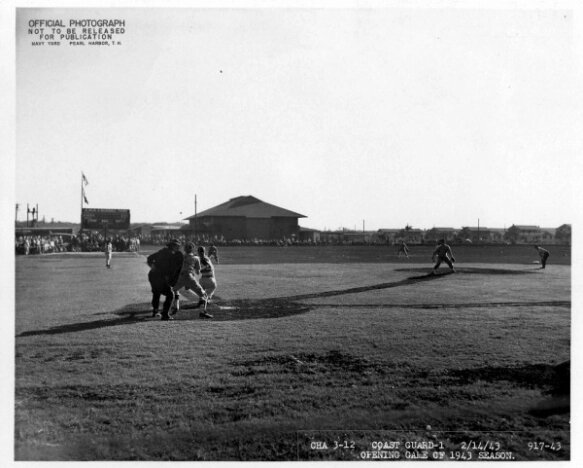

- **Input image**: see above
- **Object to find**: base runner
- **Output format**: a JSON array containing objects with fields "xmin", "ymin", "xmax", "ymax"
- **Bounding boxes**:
[{"xmin": 172, "ymin": 242, "xmax": 211, "ymax": 318}]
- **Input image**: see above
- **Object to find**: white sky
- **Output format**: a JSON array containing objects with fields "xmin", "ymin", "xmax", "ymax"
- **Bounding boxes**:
[{"xmin": 13, "ymin": 5, "xmax": 582, "ymax": 231}]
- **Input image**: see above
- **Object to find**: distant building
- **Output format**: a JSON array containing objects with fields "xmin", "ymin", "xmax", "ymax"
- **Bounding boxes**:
[
  {"xmin": 401, "ymin": 228, "xmax": 424, "ymax": 245},
  {"xmin": 319, "ymin": 229, "xmax": 375, "ymax": 244},
  {"xmin": 425, "ymin": 227, "xmax": 457, "ymax": 243},
  {"xmin": 185, "ymin": 195, "xmax": 306, "ymax": 241},
  {"xmin": 461, "ymin": 227, "xmax": 487, "ymax": 243},
  {"xmin": 554, "ymin": 224, "xmax": 571, "ymax": 245},
  {"xmin": 319, "ymin": 230, "xmax": 344, "ymax": 243},
  {"xmin": 298, "ymin": 227, "xmax": 321, "ymax": 243},
  {"xmin": 512, "ymin": 225, "xmax": 544, "ymax": 243},
  {"xmin": 376, "ymin": 229, "xmax": 401, "ymax": 244},
  {"xmin": 488, "ymin": 228, "xmax": 506, "ymax": 243},
  {"xmin": 540, "ymin": 228, "xmax": 556, "ymax": 243},
  {"xmin": 151, "ymin": 224, "xmax": 190, "ymax": 237},
  {"xmin": 461, "ymin": 227, "xmax": 505, "ymax": 243},
  {"xmin": 15, "ymin": 226, "xmax": 75, "ymax": 238},
  {"xmin": 128, "ymin": 224, "xmax": 153, "ymax": 237}
]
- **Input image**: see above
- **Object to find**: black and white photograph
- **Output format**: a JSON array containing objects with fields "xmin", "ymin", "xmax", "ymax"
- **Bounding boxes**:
[{"xmin": 3, "ymin": 0, "xmax": 581, "ymax": 463}]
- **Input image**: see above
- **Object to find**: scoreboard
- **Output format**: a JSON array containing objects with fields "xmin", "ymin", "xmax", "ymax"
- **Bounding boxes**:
[{"xmin": 81, "ymin": 208, "xmax": 130, "ymax": 230}]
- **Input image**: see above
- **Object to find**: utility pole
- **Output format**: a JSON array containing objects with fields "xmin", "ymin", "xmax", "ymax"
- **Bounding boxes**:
[
  {"xmin": 26, "ymin": 204, "xmax": 38, "ymax": 227},
  {"xmin": 193, "ymin": 194, "xmax": 197, "ymax": 238},
  {"xmin": 477, "ymin": 218, "xmax": 480, "ymax": 244},
  {"xmin": 15, "ymin": 203, "xmax": 19, "ymax": 224}
]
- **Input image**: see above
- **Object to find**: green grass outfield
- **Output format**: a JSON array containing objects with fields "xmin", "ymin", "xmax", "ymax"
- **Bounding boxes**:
[{"xmin": 15, "ymin": 246, "xmax": 570, "ymax": 461}]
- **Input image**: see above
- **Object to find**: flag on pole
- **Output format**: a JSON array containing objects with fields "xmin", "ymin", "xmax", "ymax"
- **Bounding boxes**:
[
  {"xmin": 82, "ymin": 187, "xmax": 89, "ymax": 204},
  {"xmin": 82, "ymin": 172, "xmax": 89, "ymax": 186}
]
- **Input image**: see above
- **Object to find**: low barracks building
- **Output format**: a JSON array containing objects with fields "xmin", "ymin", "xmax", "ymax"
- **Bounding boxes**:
[{"xmin": 185, "ymin": 196, "xmax": 306, "ymax": 241}]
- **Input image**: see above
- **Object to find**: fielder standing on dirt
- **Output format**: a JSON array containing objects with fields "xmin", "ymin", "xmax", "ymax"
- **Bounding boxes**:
[
  {"xmin": 431, "ymin": 238, "xmax": 456, "ymax": 274},
  {"xmin": 534, "ymin": 245, "xmax": 550, "ymax": 269}
]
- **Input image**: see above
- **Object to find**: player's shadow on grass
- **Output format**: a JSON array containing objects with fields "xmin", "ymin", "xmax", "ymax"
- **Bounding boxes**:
[
  {"xmin": 16, "ymin": 274, "xmax": 458, "ymax": 335},
  {"xmin": 17, "ymin": 314, "xmax": 151, "ymax": 337},
  {"xmin": 281, "ymin": 271, "xmax": 450, "ymax": 301},
  {"xmin": 19, "ymin": 269, "xmax": 542, "ymax": 335}
]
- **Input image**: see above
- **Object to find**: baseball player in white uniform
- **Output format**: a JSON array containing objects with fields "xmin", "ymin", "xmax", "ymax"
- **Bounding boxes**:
[
  {"xmin": 171, "ymin": 242, "xmax": 210, "ymax": 318},
  {"xmin": 198, "ymin": 246, "xmax": 217, "ymax": 301},
  {"xmin": 104, "ymin": 240, "xmax": 113, "ymax": 269}
]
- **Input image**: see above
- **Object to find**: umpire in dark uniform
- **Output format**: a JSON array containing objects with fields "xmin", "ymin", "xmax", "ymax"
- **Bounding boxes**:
[{"xmin": 147, "ymin": 239, "xmax": 184, "ymax": 321}]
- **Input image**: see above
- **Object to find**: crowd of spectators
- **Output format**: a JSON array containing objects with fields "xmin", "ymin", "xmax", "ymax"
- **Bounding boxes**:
[
  {"xmin": 15, "ymin": 232, "xmax": 141, "ymax": 254},
  {"xmin": 146, "ymin": 232, "xmax": 365, "ymax": 247},
  {"xmin": 15, "ymin": 235, "xmax": 69, "ymax": 255},
  {"xmin": 68, "ymin": 233, "xmax": 141, "ymax": 252},
  {"xmin": 149, "ymin": 233, "xmax": 226, "ymax": 246},
  {"xmin": 16, "ymin": 231, "xmax": 406, "ymax": 255}
]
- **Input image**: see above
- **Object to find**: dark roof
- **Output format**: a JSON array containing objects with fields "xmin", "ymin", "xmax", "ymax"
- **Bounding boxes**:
[{"xmin": 185, "ymin": 196, "xmax": 306, "ymax": 219}]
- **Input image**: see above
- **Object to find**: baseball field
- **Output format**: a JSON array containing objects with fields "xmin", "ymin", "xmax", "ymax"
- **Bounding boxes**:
[{"xmin": 14, "ymin": 245, "xmax": 571, "ymax": 461}]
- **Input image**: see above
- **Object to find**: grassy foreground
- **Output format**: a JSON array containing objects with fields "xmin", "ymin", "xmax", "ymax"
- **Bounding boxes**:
[{"xmin": 15, "ymin": 247, "xmax": 570, "ymax": 460}]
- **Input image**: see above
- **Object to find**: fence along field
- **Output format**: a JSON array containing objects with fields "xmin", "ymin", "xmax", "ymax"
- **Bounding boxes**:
[{"xmin": 14, "ymin": 245, "xmax": 570, "ymax": 461}]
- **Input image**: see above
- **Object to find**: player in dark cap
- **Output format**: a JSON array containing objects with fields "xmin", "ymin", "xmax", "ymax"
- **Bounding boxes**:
[{"xmin": 146, "ymin": 239, "xmax": 184, "ymax": 321}]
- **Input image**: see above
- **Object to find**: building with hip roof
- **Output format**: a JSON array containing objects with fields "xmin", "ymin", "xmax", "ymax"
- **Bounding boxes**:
[{"xmin": 185, "ymin": 195, "xmax": 306, "ymax": 241}]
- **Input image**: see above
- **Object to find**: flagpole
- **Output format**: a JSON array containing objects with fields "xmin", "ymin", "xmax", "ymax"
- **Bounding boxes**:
[{"xmin": 81, "ymin": 172, "xmax": 84, "ymax": 231}]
